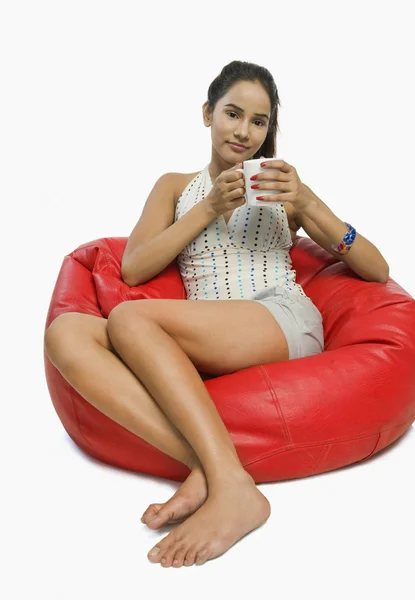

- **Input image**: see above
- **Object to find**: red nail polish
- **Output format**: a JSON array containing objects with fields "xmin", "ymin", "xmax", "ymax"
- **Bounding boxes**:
[
  {"xmin": 257, "ymin": 196, "xmax": 264, "ymax": 200},
  {"xmin": 260, "ymin": 162, "xmax": 266, "ymax": 167},
  {"xmin": 251, "ymin": 184, "xmax": 260, "ymax": 189}
]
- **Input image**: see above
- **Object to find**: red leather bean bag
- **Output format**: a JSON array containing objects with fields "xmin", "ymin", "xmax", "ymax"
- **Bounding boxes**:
[{"xmin": 44, "ymin": 235, "xmax": 415, "ymax": 483}]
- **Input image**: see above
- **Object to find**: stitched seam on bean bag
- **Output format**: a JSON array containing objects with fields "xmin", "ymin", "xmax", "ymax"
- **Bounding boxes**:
[
  {"xmin": 364, "ymin": 432, "xmax": 382, "ymax": 460},
  {"xmin": 294, "ymin": 445, "xmax": 330, "ymax": 469},
  {"xmin": 243, "ymin": 420, "xmax": 413, "ymax": 468},
  {"xmin": 258, "ymin": 364, "xmax": 293, "ymax": 446}
]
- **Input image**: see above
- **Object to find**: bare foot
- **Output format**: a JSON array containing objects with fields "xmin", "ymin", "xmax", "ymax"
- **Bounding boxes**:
[
  {"xmin": 147, "ymin": 472, "xmax": 271, "ymax": 567},
  {"xmin": 141, "ymin": 467, "xmax": 208, "ymax": 529}
]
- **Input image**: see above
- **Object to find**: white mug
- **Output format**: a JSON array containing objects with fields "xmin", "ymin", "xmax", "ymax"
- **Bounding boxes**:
[{"xmin": 236, "ymin": 158, "xmax": 284, "ymax": 207}]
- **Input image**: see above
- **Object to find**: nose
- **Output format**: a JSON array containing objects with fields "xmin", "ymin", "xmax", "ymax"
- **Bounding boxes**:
[{"xmin": 234, "ymin": 119, "xmax": 251, "ymax": 140}]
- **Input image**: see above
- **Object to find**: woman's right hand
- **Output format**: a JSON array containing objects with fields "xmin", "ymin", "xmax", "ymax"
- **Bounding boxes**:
[{"xmin": 205, "ymin": 162, "xmax": 246, "ymax": 218}]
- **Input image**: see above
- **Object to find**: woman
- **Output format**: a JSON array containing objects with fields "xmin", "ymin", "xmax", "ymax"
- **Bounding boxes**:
[{"xmin": 44, "ymin": 60, "xmax": 389, "ymax": 569}]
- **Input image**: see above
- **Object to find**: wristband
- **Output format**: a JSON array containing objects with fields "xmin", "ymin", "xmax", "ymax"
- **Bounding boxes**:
[{"xmin": 330, "ymin": 222, "xmax": 356, "ymax": 255}]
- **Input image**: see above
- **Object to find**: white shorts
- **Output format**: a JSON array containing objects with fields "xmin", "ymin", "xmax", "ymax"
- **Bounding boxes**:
[{"xmin": 253, "ymin": 285, "xmax": 324, "ymax": 360}]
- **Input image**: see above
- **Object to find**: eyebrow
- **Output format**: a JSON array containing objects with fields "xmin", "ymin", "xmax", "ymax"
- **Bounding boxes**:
[{"xmin": 224, "ymin": 103, "xmax": 270, "ymax": 121}]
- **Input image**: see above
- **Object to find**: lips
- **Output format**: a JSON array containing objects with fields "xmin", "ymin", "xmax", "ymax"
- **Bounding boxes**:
[{"xmin": 228, "ymin": 142, "xmax": 247, "ymax": 149}]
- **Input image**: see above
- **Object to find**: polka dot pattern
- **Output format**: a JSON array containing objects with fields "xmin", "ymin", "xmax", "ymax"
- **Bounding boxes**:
[{"xmin": 174, "ymin": 164, "xmax": 311, "ymax": 303}]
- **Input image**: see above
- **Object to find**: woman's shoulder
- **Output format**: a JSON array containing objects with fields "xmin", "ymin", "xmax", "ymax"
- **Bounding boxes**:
[{"xmin": 173, "ymin": 171, "xmax": 202, "ymax": 206}]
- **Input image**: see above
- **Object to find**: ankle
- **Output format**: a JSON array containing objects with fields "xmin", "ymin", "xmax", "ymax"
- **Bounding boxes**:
[
  {"xmin": 205, "ymin": 455, "xmax": 251, "ymax": 486},
  {"xmin": 207, "ymin": 468, "xmax": 255, "ymax": 497},
  {"xmin": 185, "ymin": 451, "xmax": 203, "ymax": 471}
]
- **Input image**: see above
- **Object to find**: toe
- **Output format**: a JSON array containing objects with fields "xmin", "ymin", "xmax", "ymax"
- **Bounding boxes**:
[
  {"xmin": 195, "ymin": 547, "xmax": 210, "ymax": 566},
  {"xmin": 161, "ymin": 544, "xmax": 181, "ymax": 568},
  {"xmin": 148, "ymin": 545, "xmax": 162, "ymax": 562},
  {"xmin": 146, "ymin": 504, "xmax": 175, "ymax": 529},
  {"xmin": 172, "ymin": 547, "xmax": 187, "ymax": 568},
  {"xmin": 141, "ymin": 503, "xmax": 162, "ymax": 524},
  {"xmin": 183, "ymin": 546, "xmax": 198, "ymax": 567},
  {"xmin": 148, "ymin": 533, "xmax": 176, "ymax": 563}
]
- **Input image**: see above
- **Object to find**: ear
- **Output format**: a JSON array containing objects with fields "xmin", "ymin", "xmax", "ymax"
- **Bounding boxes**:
[{"xmin": 202, "ymin": 101, "xmax": 212, "ymax": 127}]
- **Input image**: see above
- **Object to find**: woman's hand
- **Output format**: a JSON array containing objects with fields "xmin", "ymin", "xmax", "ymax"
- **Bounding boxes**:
[
  {"xmin": 205, "ymin": 162, "xmax": 246, "ymax": 218},
  {"xmin": 251, "ymin": 160, "xmax": 312, "ymax": 214}
]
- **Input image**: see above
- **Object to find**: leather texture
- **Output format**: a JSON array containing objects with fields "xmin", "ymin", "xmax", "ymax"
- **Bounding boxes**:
[{"xmin": 44, "ymin": 235, "xmax": 415, "ymax": 483}]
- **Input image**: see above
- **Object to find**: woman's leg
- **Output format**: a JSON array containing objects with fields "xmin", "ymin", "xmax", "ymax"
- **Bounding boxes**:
[
  {"xmin": 105, "ymin": 300, "xmax": 275, "ymax": 567},
  {"xmin": 44, "ymin": 313, "xmax": 209, "ymax": 526},
  {"xmin": 106, "ymin": 298, "xmax": 285, "ymax": 492}
]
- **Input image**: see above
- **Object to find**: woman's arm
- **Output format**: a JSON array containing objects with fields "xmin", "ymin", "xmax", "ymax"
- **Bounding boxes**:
[{"xmin": 296, "ymin": 184, "xmax": 390, "ymax": 283}]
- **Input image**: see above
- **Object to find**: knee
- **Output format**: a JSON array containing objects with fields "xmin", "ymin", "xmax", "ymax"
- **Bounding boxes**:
[
  {"xmin": 44, "ymin": 313, "xmax": 81, "ymax": 365},
  {"xmin": 107, "ymin": 301, "xmax": 151, "ymax": 347},
  {"xmin": 107, "ymin": 302, "xmax": 130, "ymax": 333},
  {"xmin": 106, "ymin": 302, "xmax": 137, "ymax": 345}
]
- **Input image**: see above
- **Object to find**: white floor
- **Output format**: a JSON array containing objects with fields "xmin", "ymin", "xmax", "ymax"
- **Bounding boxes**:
[{"xmin": 4, "ymin": 355, "xmax": 415, "ymax": 599}]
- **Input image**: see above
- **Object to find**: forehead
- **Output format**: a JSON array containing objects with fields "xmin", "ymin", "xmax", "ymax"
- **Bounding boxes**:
[{"xmin": 220, "ymin": 80, "xmax": 270, "ymax": 112}]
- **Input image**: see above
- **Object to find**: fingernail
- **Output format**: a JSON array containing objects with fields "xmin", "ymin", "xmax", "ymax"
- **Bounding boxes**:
[
  {"xmin": 149, "ymin": 547, "xmax": 160, "ymax": 556},
  {"xmin": 257, "ymin": 196, "xmax": 265, "ymax": 200},
  {"xmin": 260, "ymin": 162, "xmax": 266, "ymax": 167}
]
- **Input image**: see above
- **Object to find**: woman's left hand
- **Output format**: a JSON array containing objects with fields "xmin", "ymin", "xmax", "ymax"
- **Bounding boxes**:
[{"xmin": 251, "ymin": 160, "xmax": 312, "ymax": 213}]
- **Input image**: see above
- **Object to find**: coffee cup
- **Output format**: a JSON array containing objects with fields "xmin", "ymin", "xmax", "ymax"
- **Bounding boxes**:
[{"xmin": 236, "ymin": 158, "xmax": 284, "ymax": 207}]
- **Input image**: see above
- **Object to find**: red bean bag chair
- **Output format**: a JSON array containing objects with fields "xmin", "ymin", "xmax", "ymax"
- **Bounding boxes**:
[{"xmin": 44, "ymin": 235, "xmax": 415, "ymax": 483}]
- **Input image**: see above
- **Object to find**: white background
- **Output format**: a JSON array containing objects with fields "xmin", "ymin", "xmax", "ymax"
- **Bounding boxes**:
[{"xmin": 2, "ymin": 0, "xmax": 414, "ymax": 598}]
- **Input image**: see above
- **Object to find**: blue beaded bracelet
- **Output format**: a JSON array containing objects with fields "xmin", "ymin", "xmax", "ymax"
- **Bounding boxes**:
[{"xmin": 330, "ymin": 222, "xmax": 356, "ymax": 255}]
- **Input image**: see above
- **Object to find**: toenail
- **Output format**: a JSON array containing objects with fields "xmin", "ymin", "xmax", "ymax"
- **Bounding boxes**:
[
  {"xmin": 161, "ymin": 558, "xmax": 166, "ymax": 564},
  {"xmin": 149, "ymin": 547, "xmax": 160, "ymax": 557},
  {"xmin": 173, "ymin": 559, "xmax": 178, "ymax": 565}
]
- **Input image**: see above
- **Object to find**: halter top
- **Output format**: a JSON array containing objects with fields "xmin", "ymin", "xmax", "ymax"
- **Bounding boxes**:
[{"xmin": 174, "ymin": 163, "xmax": 310, "ymax": 303}]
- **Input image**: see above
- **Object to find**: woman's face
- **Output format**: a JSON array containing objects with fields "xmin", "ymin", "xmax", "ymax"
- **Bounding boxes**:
[{"xmin": 204, "ymin": 80, "xmax": 271, "ymax": 163}]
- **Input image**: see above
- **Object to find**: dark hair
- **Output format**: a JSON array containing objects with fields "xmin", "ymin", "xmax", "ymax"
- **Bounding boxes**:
[{"xmin": 206, "ymin": 60, "xmax": 281, "ymax": 159}]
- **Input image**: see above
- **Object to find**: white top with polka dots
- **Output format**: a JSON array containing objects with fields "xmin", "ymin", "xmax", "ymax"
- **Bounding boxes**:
[{"xmin": 174, "ymin": 164, "xmax": 310, "ymax": 302}]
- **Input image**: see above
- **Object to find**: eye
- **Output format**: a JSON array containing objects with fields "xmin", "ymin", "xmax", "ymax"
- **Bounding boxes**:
[{"xmin": 226, "ymin": 111, "xmax": 266, "ymax": 127}]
